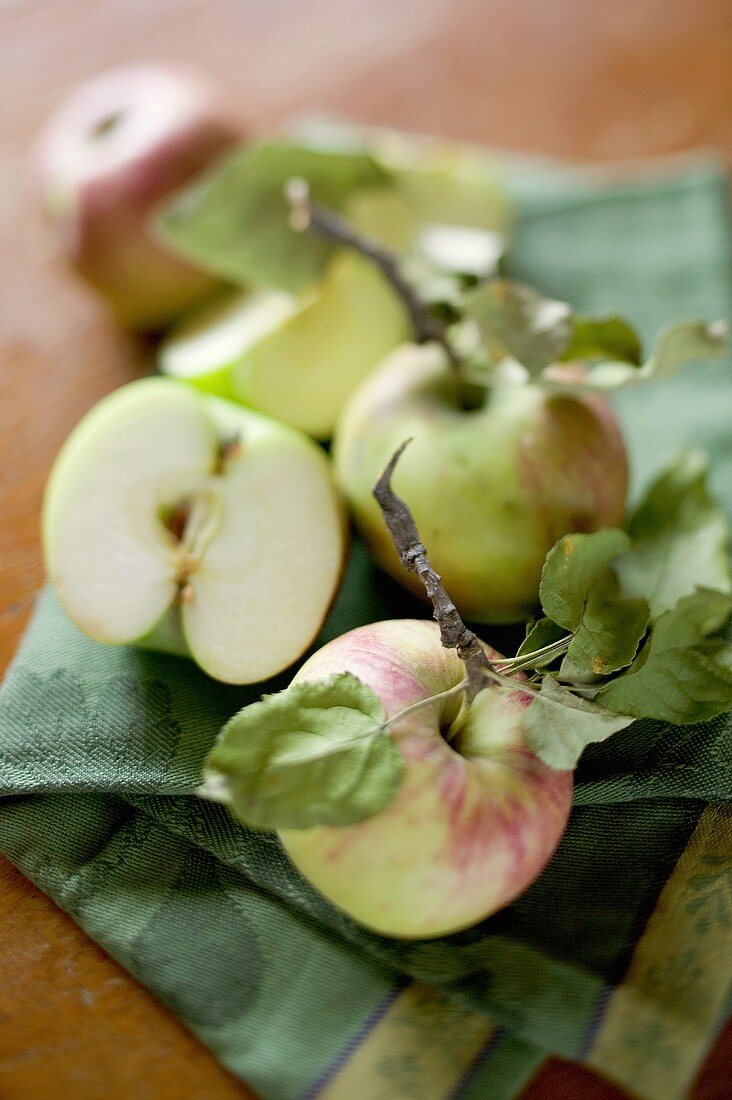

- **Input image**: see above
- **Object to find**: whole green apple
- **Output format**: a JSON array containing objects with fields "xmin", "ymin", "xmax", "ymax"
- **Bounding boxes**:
[
  {"xmin": 35, "ymin": 65, "xmax": 243, "ymax": 329},
  {"xmin": 280, "ymin": 618, "xmax": 573, "ymax": 938},
  {"xmin": 333, "ymin": 343, "xmax": 628, "ymax": 623},
  {"xmin": 43, "ymin": 378, "xmax": 346, "ymax": 683},
  {"xmin": 159, "ymin": 251, "xmax": 409, "ymax": 439}
]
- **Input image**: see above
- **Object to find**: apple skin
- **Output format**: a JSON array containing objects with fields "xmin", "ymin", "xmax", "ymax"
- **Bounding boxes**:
[
  {"xmin": 333, "ymin": 343, "xmax": 628, "ymax": 624},
  {"xmin": 35, "ymin": 65, "xmax": 244, "ymax": 329},
  {"xmin": 280, "ymin": 618, "xmax": 573, "ymax": 939}
]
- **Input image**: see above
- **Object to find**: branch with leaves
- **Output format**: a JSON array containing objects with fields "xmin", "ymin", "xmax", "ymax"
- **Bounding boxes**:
[{"xmin": 158, "ymin": 139, "xmax": 726, "ymax": 394}]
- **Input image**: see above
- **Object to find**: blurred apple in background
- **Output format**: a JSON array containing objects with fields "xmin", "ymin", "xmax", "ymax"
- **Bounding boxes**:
[{"xmin": 35, "ymin": 64, "xmax": 244, "ymax": 329}]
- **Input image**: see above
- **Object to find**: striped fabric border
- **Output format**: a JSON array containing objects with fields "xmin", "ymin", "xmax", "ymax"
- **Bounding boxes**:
[
  {"xmin": 586, "ymin": 803, "xmax": 732, "ymax": 1099},
  {"xmin": 313, "ymin": 982, "xmax": 497, "ymax": 1099}
]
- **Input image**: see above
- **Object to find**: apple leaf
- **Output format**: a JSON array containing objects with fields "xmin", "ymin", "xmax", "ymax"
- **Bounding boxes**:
[
  {"xmin": 614, "ymin": 450, "xmax": 731, "ymax": 620},
  {"xmin": 157, "ymin": 141, "xmax": 388, "ymax": 293},
  {"xmin": 200, "ymin": 673, "xmax": 403, "ymax": 830},
  {"xmin": 584, "ymin": 318, "xmax": 727, "ymax": 390},
  {"xmin": 650, "ymin": 587, "xmax": 732, "ymax": 650},
  {"xmin": 516, "ymin": 455, "xmax": 732, "ymax": 766},
  {"xmin": 515, "ymin": 617, "xmax": 568, "ymax": 666},
  {"xmin": 558, "ymin": 570, "xmax": 649, "ymax": 682},
  {"xmin": 597, "ymin": 591, "xmax": 732, "ymax": 723},
  {"xmin": 462, "ymin": 278, "xmax": 573, "ymax": 376},
  {"xmin": 560, "ymin": 315, "xmax": 642, "ymax": 365},
  {"xmin": 539, "ymin": 529, "xmax": 631, "ymax": 631},
  {"xmin": 522, "ymin": 675, "xmax": 633, "ymax": 770}
]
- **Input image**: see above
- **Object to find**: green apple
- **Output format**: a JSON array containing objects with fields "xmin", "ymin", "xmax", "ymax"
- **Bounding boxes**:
[
  {"xmin": 158, "ymin": 252, "xmax": 409, "ymax": 439},
  {"xmin": 43, "ymin": 378, "xmax": 346, "ymax": 683},
  {"xmin": 35, "ymin": 65, "xmax": 243, "ymax": 329},
  {"xmin": 280, "ymin": 618, "xmax": 573, "ymax": 938},
  {"xmin": 333, "ymin": 343, "xmax": 628, "ymax": 624}
]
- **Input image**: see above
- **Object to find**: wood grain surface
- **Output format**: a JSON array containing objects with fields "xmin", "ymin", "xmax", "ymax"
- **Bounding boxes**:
[{"xmin": 1, "ymin": 1, "xmax": 731, "ymax": 1096}]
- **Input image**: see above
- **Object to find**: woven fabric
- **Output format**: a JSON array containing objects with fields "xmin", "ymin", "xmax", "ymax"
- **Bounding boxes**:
[{"xmin": 1, "ymin": 162, "xmax": 731, "ymax": 1100}]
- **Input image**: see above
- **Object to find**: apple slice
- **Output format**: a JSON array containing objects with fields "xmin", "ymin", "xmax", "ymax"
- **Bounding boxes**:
[
  {"xmin": 43, "ymin": 378, "xmax": 346, "ymax": 683},
  {"xmin": 158, "ymin": 252, "xmax": 408, "ymax": 439}
]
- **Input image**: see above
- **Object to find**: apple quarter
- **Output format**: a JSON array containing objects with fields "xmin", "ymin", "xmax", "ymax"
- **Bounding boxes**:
[{"xmin": 158, "ymin": 252, "xmax": 408, "ymax": 439}]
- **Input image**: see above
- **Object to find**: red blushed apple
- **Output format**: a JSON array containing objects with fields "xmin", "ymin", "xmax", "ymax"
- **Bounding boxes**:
[
  {"xmin": 279, "ymin": 619, "xmax": 573, "ymax": 939},
  {"xmin": 35, "ymin": 65, "xmax": 244, "ymax": 329}
]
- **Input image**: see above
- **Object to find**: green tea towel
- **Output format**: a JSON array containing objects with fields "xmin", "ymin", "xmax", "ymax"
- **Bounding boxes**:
[{"xmin": 2, "ymin": 161, "xmax": 731, "ymax": 1100}]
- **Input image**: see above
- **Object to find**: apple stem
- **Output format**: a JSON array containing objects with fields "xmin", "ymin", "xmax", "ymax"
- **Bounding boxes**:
[
  {"xmin": 373, "ymin": 439, "xmax": 495, "ymax": 701},
  {"xmin": 496, "ymin": 634, "xmax": 574, "ymax": 673},
  {"xmin": 285, "ymin": 177, "xmax": 463, "ymax": 373}
]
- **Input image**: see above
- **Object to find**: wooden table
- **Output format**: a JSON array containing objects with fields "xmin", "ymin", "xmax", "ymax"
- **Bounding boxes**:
[{"xmin": 1, "ymin": 1, "xmax": 730, "ymax": 1095}]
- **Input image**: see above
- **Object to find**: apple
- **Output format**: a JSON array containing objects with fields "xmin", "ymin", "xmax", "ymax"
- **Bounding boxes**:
[
  {"xmin": 333, "ymin": 343, "xmax": 628, "ymax": 624},
  {"xmin": 43, "ymin": 378, "xmax": 346, "ymax": 683},
  {"xmin": 35, "ymin": 65, "xmax": 243, "ymax": 329},
  {"xmin": 158, "ymin": 251, "xmax": 409, "ymax": 439},
  {"xmin": 279, "ymin": 618, "xmax": 573, "ymax": 939}
]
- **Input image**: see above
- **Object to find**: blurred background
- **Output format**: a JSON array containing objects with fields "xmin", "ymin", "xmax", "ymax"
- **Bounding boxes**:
[{"xmin": 1, "ymin": 1, "xmax": 730, "ymax": 1096}]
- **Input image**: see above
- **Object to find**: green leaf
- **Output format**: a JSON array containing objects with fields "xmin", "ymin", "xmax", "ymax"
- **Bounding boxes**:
[
  {"xmin": 651, "ymin": 588, "xmax": 732, "ymax": 651},
  {"xmin": 584, "ymin": 318, "xmax": 727, "ymax": 389},
  {"xmin": 560, "ymin": 315, "xmax": 642, "ymax": 365},
  {"xmin": 615, "ymin": 450, "xmax": 731, "ymax": 619},
  {"xmin": 462, "ymin": 278, "xmax": 573, "ymax": 376},
  {"xmin": 559, "ymin": 570, "xmax": 649, "ymax": 682},
  {"xmin": 200, "ymin": 673, "xmax": 404, "ymax": 830},
  {"xmin": 522, "ymin": 675, "xmax": 633, "ymax": 770},
  {"xmin": 540, "ymin": 529, "xmax": 631, "ymax": 630},
  {"xmin": 597, "ymin": 589, "xmax": 732, "ymax": 723},
  {"xmin": 157, "ymin": 141, "xmax": 388, "ymax": 293},
  {"xmin": 515, "ymin": 618, "xmax": 568, "ymax": 667},
  {"xmin": 597, "ymin": 639, "xmax": 732, "ymax": 725}
]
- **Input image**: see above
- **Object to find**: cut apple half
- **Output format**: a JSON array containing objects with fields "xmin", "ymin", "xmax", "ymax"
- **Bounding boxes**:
[
  {"xmin": 158, "ymin": 251, "xmax": 408, "ymax": 439},
  {"xmin": 43, "ymin": 378, "xmax": 346, "ymax": 683}
]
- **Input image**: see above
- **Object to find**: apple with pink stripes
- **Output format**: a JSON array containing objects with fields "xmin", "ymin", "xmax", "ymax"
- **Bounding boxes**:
[{"xmin": 280, "ymin": 619, "xmax": 573, "ymax": 939}]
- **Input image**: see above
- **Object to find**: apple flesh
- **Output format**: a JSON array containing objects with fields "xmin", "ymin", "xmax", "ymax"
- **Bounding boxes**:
[
  {"xmin": 158, "ymin": 252, "xmax": 409, "ymax": 439},
  {"xmin": 35, "ymin": 65, "xmax": 243, "ymax": 329},
  {"xmin": 334, "ymin": 343, "xmax": 628, "ymax": 624},
  {"xmin": 43, "ymin": 378, "xmax": 345, "ymax": 684},
  {"xmin": 280, "ymin": 619, "xmax": 573, "ymax": 938}
]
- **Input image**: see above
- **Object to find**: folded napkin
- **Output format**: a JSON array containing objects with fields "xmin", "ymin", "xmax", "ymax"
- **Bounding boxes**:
[{"xmin": 2, "ymin": 160, "xmax": 731, "ymax": 1100}]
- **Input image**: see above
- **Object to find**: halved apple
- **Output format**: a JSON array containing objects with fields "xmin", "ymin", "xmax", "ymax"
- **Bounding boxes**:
[
  {"xmin": 43, "ymin": 378, "xmax": 346, "ymax": 683},
  {"xmin": 158, "ymin": 251, "xmax": 408, "ymax": 439}
]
